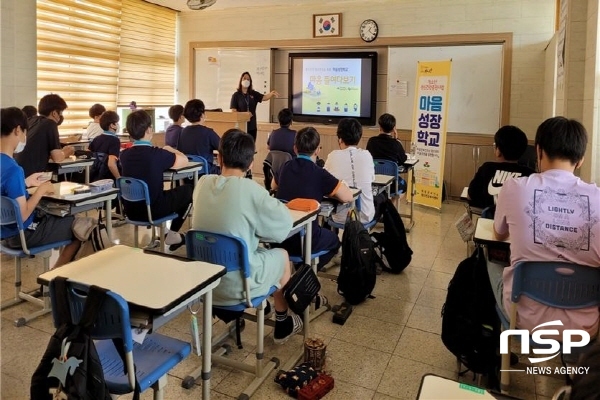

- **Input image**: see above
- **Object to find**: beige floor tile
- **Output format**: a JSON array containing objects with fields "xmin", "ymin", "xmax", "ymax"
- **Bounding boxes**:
[
  {"xmin": 353, "ymin": 296, "xmax": 415, "ymax": 326},
  {"xmin": 406, "ymin": 304, "xmax": 442, "ymax": 335},
  {"xmin": 415, "ymin": 287, "xmax": 447, "ymax": 310},
  {"xmin": 424, "ymin": 270, "xmax": 453, "ymax": 290},
  {"xmin": 534, "ymin": 374, "xmax": 568, "ymax": 398},
  {"xmin": 373, "ymin": 392, "xmax": 401, "ymax": 400},
  {"xmin": 377, "ymin": 356, "xmax": 455, "ymax": 399},
  {"xmin": 431, "ymin": 257, "xmax": 461, "ymax": 274},
  {"xmin": 393, "ymin": 327, "xmax": 457, "ymax": 373},
  {"xmin": 372, "ymin": 277, "xmax": 422, "ymax": 304},
  {"xmin": 335, "ymin": 314, "xmax": 404, "ymax": 353},
  {"xmin": 0, "ymin": 373, "xmax": 27, "ymax": 400},
  {"xmin": 325, "ymin": 338, "xmax": 392, "ymax": 391}
]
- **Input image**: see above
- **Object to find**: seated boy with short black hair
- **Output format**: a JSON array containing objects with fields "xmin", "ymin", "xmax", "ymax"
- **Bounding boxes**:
[
  {"xmin": 89, "ymin": 110, "xmax": 121, "ymax": 181},
  {"xmin": 468, "ymin": 125, "xmax": 534, "ymax": 209},
  {"xmin": 120, "ymin": 110, "xmax": 192, "ymax": 251},
  {"xmin": 367, "ymin": 113, "xmax": 407, "ymax": 166},
  {"xmin": 274, "ymin": 127, "xmax": 353, "ymax": 269}
]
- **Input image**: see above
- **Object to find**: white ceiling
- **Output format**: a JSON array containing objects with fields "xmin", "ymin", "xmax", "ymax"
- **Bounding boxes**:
[{"xmin": 145, "ymin": 0, "xmax": 297, "ymax": 12}]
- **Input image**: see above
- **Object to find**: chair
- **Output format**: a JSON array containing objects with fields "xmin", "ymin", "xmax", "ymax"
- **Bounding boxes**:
[
  {"xmin": 263, "ymin": 150, "xmax": 292, "ymax": 192},
  {"xmin": 116, "ymin": 177, "xmax": 178, "ymax": 252},
  {"xmin": 0, "ymin": 196, "xmax": 72, "ymax": 327},
  {"xmin": 48, "ymin": 279, "xmax": 191, "ymax": 400},
  {"xmin": 184, "ymin": 230, "xmax": 280, "ymax": 398},
  {"xmin": 498, "ymin": 261, "xmax": 600, "ymax": 393},
  {"xmin": 185, "ymin": 154, "xmax": 210, "ymax": 176},
  {"xmin": 373, "ymin": 159, "xmax": 404, "ymax": 197},
  {"xmin": 326, "ymin": 195, "xmax": 378, "ymax": 232}
]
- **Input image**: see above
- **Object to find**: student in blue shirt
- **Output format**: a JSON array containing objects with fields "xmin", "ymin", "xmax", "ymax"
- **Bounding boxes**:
[
  {"xmin": 120, "ymin": 110, "xmax": 192, "ymax": 251},
  {"xmin": 0, "ymin": 107, "xmax": 81, "ymax": 268},
  {"xmin": 267, "ymin": 108, "xmax": 296, "ymax": 157},
  {"xmin": 89, "ymin": 110, "xmax": 121, "ymax": 181},
  {"xmin": 177, "ymin": 99, "xmax": 221, "ymax": 174},
  {"xmin": 274, "ymin": 127, "xmax": 353, "ymax": 269},
  {"xmin": 165, "ymin": 104, "xmax": 184, "ymax": 148}
]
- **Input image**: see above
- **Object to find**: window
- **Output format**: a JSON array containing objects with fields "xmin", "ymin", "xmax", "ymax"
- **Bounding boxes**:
[
  {"xmin": 37, "ymin": 0, "xmax": 121, "ymax": 134},
  {"xmin": 118, "ymin": 0, "xmax": 177, "ymax": 107},
  {"xmin": 37, "ymin": 0, "xmax": 177, "ymax": 135}
]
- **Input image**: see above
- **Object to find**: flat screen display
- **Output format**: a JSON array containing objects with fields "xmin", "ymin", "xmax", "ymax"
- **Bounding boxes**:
[{"xmin": 289, "ymin": 52, "xmax": 377, "ymax": 125}]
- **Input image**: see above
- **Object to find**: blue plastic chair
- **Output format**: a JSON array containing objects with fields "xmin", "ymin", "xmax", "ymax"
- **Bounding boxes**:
[
  {"xmin": 48, "ymin": 279, "xmax": 191, "ymax": 399},
  {"xmin": 185, "ymin": 154, "xmax": 209, "ymax": 176},
  {"xmin": 373, "ymin": 159, "xmax": 404, "ymax": 197},
  {"xmin": 116, "ymin": 177, "xmax": 178, "ymax": 252},
  {"xmin": 326, "ymin": 195, "xmax": 378, "ymax": 231},
  {"xmin": 185, "ymin": 230, "xmax": 279, "ymax": 398},
  {"xmin": 498, "ymin": 261, "xmax": 600, "ymax": 393},
  {"xmin": 0, "ymin": 196, "xmax": 72, "ymax": 327}
]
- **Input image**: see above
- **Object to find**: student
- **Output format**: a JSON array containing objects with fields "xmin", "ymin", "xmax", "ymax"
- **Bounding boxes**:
[
  {"xmin": 490, "ymin": 117, "xmax": 600, "ymax": 336},
  {"xmin": 267, "ymin": 108, "xmax": 296, "ymax": 157},
  {"xmin": 325, "ymin": 118, "xmax": 375, "ymax": 225},
  {"xmin": 230, "ymin": 71, "xmax": 279, "ymax": 142},
  {"xmin": 366, "ymin": 113, "xmax": 408, "ymax": 166},
  {"xmin": 275, "ymin": 127, "xmax": 353, "ymax": 269},
  {"xmin": 177, "ymin": 99, "xmax": 221, "ymax": 174},
  {"xmin": 165, "ymin": 104, "xmax": 184, "ymax": 147},
  {"xmin": 120, "ymin": 110, "xmax": 192, "ymax": 251},
  {"xmin": 83, "ymin": 103, "xmax": 106, "ymax": 140},
  {"xmin": 191, "ymin": 128, "xmax": 302, "ymax": 343},
  {"xmin": 89, "ymin": 110, "xmax": 121, "ymax": 181},
  {"xmin": 1, "ymin": 107, "xmax": 81, "ymax": 267},
  {"xmin": 14, "ymin": 94, "xmax": 75, "ymax": 177},
  {"xmin": 468, "ymin": 125, "xmax": 534, "ymax": 209},
  {"xmin": 21, "ymin": 105, "xmax": 37, "ymax": 119}
]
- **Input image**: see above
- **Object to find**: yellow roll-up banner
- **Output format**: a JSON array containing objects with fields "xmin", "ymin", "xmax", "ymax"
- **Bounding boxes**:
[{"xmin": 409, "ymin": 60, "xmax": 451, "ymax": 210}]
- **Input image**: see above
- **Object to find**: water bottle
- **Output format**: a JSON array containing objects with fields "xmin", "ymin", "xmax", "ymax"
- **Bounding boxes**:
[{"xmin": 410, "ymin": 142, "xmax": 416, "ymax": 159}]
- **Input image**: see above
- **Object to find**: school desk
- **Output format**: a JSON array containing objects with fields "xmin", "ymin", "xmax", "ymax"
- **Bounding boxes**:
[
  {"xmin": 48, "ymin": 157, "xmax": 94, "ymax": 184},
  {"xmin": 38, "ymin": 245, "xmax": 226, "ymax": 400}
]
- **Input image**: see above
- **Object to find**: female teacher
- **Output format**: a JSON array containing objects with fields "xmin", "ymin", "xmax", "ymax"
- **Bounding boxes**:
[{"xmin": 230, "ymin": 71, "xmax": 279, "ymax": 142}]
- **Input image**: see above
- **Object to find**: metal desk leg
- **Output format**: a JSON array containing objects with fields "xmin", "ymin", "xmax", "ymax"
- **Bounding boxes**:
[
  {"xmin": 202, "ymin": 289, "xmax": 212, "ymax": 400},
  {"xmin": 194, "ymin": 171, "xmax": 199, "ymax": 186},
  {"xmin": 85, "ymin": 166, "xmax": 90, "ymax": 184},
  {"xmin": 105, "ymin": 199, "xmax": 113, "ymax": 244}
]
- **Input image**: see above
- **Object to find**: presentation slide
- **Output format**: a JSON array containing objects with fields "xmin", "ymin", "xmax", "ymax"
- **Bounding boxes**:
[{"xmin": 300, "ymin": 58, "xmax": 363, "ymax": 117}]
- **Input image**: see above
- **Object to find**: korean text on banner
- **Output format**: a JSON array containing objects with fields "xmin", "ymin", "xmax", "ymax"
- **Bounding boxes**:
[{"xmin": 409, "ymin": 60, "xmax": 452, "ymax": 209}]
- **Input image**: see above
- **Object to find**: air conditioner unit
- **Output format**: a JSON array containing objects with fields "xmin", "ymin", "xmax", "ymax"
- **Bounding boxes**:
[{"xmin": 187, "ymin": 0, "xmax": 217, "ymax": 10}]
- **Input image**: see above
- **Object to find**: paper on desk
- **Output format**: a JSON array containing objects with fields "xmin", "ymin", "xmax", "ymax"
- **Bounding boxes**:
[{"xmin": 132, "ymin": 327, "xmax": 149, "ymax": 344}]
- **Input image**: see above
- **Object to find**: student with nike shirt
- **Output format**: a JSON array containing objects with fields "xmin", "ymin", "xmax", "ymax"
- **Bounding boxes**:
[{"xmin": 468, "ymin": 125, "xmax": 534, "ymax": 209}]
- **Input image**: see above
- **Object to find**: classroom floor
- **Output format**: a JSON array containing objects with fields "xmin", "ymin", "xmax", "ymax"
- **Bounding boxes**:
[{"xmin": 0, "ymin": 187, "xmax": 567, "ymax": 400}]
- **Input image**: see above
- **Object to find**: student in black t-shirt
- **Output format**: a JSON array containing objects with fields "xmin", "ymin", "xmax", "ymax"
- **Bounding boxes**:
[
  {"xmin": 177, "ymin": 99, "xmax": 221, "ymax": 174},
  {"xmin": 366, "ymin": 113, "xmax": 408, "ymax": 166},
  {"xmin": 120, "ymin": 110, "xmax": 192, "ymax": 251},
  {"xmin": 89, "ymin": 111, "xmax": 121, "ymax": 181},
  {"xmin": 14, "ymin": 94, "xmax": 75, "ymax": 177},
  {"xmin": 274, "ymin": 127, "xmax": 353, "ymax": 269},
  {"xmin": 468, "ymin": 125, "xmax": 535, "ymax": 209},
  {"xmin": 229, "ymin": 71, "xmax": 279, "ymax": 142}
]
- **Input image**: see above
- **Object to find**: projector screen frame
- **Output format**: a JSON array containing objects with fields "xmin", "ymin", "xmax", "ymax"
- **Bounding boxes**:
[{"xmin": 288, "ymin": 51, "xmax": 378, "ymax": 126}]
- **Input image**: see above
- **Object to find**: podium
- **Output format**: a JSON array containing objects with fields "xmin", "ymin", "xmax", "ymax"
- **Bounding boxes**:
[{"xmin": 204, "ymin": 111, "xmax": 252, "ymax": 136}]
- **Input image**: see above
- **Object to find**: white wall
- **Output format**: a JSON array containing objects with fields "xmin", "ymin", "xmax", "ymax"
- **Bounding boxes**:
[
  {"xmin": 178, "ymin": 0, "xmax": 556, "ymax": 136},
  {"xmin": 582, "ymin": 0, "xmax": 599, "ymax": 184},
  {"xmin": 0, "ymin": 0, "xmax": 37, "ymax": 108}
]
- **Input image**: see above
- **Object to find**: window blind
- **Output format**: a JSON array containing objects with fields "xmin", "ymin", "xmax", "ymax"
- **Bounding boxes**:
[
  {"xmin": 118, "ymin": 0, "xmax": 177, "ymax": 107},
  {"xmin": 37, "ymin": 0, "xmax": 121, "ymax": 134}
]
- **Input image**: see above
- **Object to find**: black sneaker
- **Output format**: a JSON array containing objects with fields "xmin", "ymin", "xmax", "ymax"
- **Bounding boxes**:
[
  {"xmin": 167, "ymin": 233, "xmax": 185, "ymax": 251},
  {"xmin": 274, "ymin": 314, "xmax": 303, "ymax": 344}
]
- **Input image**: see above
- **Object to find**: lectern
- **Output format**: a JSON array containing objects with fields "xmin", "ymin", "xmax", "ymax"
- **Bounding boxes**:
[{"xmin": 204, "ymin": 111, "xmax": 252, "ymax": 136}]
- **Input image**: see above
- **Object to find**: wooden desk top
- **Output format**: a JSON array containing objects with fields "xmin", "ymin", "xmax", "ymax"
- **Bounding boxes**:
[
  {"xmin": 373, "ymin": 174, "xmax": 395, "ymax": 186},
  {"xmin": 28, "ymin": 182, "xmax": 118, "ymax": 203},
  {"xmin": 474, "ymin": 218, "xmax": 511, "ymax": 245},
  {"xmin": 418, "ymin": 374, "xmax": 521, "ymax": 399},
  {"xmin": 38, "ymin": 245, "xmax": 226, "ymax": 314}
]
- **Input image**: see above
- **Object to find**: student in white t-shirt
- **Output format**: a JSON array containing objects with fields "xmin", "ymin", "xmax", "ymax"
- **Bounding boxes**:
[
  {"xmin": 83, "ymin": 103, "xmax": 106, "ymax": 140},
  {"xmin": 325, "ymin": 118, "xmax": 375, "ymax": 224}
]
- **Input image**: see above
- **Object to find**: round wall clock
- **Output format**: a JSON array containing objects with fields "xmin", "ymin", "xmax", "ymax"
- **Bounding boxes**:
[{"xmin": 360, "ymin": 19, "xmax": 379, "ymax": 42}]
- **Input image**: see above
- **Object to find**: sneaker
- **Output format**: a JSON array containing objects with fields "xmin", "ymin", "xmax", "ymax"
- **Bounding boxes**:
[
  {"xmin": 274, "ymin": 313, "xmax": 303, "ymax": 345},
  {"xmin": 167, "ymin": 233, "xmax": 185, "ymax": 252},
  {"xmin": 313, "ymin": 294, "xmax": 329, "ymax": 310}
]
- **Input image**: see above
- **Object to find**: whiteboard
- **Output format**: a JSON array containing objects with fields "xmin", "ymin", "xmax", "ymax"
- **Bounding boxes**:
[
  {"xmin": 387, "ymin": 45, "xmax": 503, "ymax": 134},
  {"xmin": 194, "ymin": 49, "xmax": 272, "ymax": 122}
]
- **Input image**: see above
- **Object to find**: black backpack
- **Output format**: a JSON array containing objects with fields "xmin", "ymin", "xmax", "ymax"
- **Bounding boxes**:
[
  {"xmin": 371, "ymin": 199, "xmax": 413, "ymax": 274},
  {"xmin": 337, "ymin": 211, "xmax": 377, "ymax": 305},
  {"xmin": 441, "ymin": 247, "xmax": 501, "ymax": 384},
  {"xmin": 30, "ymin": 277, "xmax": 112, "ymax": 400}
]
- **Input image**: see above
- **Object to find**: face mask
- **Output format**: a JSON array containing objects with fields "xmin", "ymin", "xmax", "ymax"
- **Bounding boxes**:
[
  {"xmin": 242, "ymin": 80, "xmax": 251, "ymax": 88},
  {"xmin": 15, "ymin": 138, "xmax": 26, "ymax": 153},
  {"xmin": 57, "ymin": 114, "xmax": 64, "ymax": 126}
]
